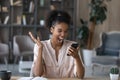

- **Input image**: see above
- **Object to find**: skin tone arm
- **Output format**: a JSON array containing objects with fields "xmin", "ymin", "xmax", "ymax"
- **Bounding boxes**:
[
  {"xmin": 68, "ymin": 47, "xmax": 85, "ymax": 79},
  {"xmin": 29, "ymin": 32, "xmax": 44, "ymax": 76}
]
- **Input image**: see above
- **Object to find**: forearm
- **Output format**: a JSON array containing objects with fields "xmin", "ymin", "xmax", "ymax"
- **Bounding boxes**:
[
  {"xmin": 75, "ymin": 57, "xmax": 85, "ymax": 79},
  {"xmin": 33, "ymin": 49, "xmax": 44, "ymax": 76}
]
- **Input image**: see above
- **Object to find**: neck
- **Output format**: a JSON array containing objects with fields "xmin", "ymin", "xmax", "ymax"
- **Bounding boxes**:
[{"xmin": 50, "ymin": 39, "xmax": 63, "ymax": 49}]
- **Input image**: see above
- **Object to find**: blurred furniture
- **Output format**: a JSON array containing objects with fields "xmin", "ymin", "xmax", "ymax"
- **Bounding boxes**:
[
  {"xmin": 13, "ymin": 35, "xmax": 34, "ymax": 73},
  {"xmin": 19, "ymin": 61, "xmax": 33, "ymax": 73},
  {"xmin": 13, "ymin": 35, "xmax": 34, "ymax": 63},
  {"xmin": 14, "ymin": 77, "xmax": 118, "ymax": 80},
  {"xmin": 92, "ymin": 31, "xmax": 120, "ymax": 74},
  {"xmin": 0, "ymin": 28, "xmax": 10, "ymax": 65},
  {"xmin": 0, "ymin": 43, "xmax": 9, "ymax": 65}
]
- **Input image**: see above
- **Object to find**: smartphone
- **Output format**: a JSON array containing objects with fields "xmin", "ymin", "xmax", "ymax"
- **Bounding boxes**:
[
  {"xmin": 67, "ymin": 43, "xmax": 78, "ymax": 56},
  {"xmin": 71, "ymin": 43, "xmax": 78, "ymax": 49}
]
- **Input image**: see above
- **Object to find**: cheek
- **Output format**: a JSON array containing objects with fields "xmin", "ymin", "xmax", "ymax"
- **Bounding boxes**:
[
  {"xmin": 52, "ymin": 29, "xmax": 68, "ymax": 37},
  {"xmin": 52, "ymin": 31, "xmax": 59, "ymax": 36},
  {"xmin": 65, "ymin": 33, "xmax": 68, "ymax": 36},
  {"xmin": 64, "ymin": 33, "xmax": 68, "ymax": 38},
  {"xmin": 55, "ymin": 32, "xmax": 61, "ymax": 36}
]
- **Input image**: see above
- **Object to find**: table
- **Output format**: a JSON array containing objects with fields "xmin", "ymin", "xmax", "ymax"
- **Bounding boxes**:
[{"xmin": 10, "ymin": 76, "xmax": 120, "ymax": 80}]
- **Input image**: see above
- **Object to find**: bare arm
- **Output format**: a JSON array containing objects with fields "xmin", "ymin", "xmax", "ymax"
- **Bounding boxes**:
[
  {"xmin": 74, "ymin": 54, "xmax": 85, "ymax": 79},
  {"xmin": 29, "ymin": 32, "xmax": 44, "ymax": 76},
  {"xmin": 68, "ymin": 47, "xmax": 85, "ymax": 79}
]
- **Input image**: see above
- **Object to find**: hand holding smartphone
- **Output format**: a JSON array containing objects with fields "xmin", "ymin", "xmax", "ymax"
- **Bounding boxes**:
[
  {"xmin": 71, "ymin": 43, "xmax": 78, "ymax": 49},
  {"xmin": 67, "ymin": 43, "xmax": 78, "ymax": 56}
]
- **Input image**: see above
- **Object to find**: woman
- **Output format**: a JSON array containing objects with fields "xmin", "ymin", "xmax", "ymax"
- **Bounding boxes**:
[{"xmin": 29, "ymin": 10, "xmax": 85, "ymax": 78}]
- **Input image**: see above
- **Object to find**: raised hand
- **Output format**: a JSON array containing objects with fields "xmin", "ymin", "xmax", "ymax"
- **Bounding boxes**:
[
  {"xmin": 67, "ymin": 45, "xmax": 80, "ymax": 59},
  {"xmin": 28, "ymin": 31, "xmax": 43, "ymax": 48}
]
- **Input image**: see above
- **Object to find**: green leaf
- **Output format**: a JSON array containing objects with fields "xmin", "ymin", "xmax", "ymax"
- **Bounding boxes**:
[{"xmin": 110, "ymin": 67, "xmax": 119, "ymax": 74}]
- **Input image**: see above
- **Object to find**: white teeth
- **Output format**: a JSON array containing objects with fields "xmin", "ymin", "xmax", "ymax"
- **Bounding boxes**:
[{"xmin": 58, "ymin": 38, "xmax": 63, "ymax": 43}]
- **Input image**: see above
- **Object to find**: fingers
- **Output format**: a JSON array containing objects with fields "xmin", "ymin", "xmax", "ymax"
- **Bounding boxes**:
[
  {"xmin": 28, "ymin": 31, "xmax": 41, "ymax": 43},
  {"xmin": 68, "ymin": 47, "xmax": 75, "ymax": 55},
  {"xmin": 36, "ymin": 36, "xmax": 41, "ymax": 45},
  {"xmin": 37, "ymin": 36, "xmax": 40, "ymax": 41},
  {"xmin": 28, "ymin": 32, "xmax": 36, "ymax": 42},
  {"xmin": 68, "ymin": 47, "xmax": 78, "ymax": 58},
  {"xmin": 28, "ymin": 31, "xmax": 43, "ymax": 49}
]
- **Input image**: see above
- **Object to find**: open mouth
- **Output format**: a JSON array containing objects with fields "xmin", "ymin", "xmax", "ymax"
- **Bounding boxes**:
[{"xmin": 58, "ymin": 37, "xmax": 64, "ymax": 43}]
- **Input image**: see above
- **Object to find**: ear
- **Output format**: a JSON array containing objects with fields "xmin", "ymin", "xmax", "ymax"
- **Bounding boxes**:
[{"xmin": 50, "ymin": 27, "xmax": 54, "ymax": 33}]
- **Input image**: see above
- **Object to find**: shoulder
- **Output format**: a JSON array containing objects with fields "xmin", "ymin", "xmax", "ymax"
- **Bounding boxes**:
[
  {"xmin": 34, "ymin": 40, "xmax": 50, "ymax": 47},
  {"xmin": 64, "ymin": 40, "xmax": 76, "ymax": 46},
  {"xmin": 64, "ymin": 40, "xmax": 76, "ymax": 44},
  {"xmin": 41, "ymin": 40, "xmax": 50, "ymax": 45}
]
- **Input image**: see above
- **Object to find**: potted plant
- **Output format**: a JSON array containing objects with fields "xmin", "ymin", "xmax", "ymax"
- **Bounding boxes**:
[
  {"xmin": 77, "ymin": 19, "xmax": 93, "ymax": 66},
  {"xmin": 87, "ymin": 0, "xmax": 111, "ymax": 49},
  {"xmin": 110, "ymin": 67, "xmax": 119, "ymax": 80},
  {"xmin": 77, "ymin": 0, "xmax": 111, "ymax": 66},
  {"xmin": 77, "ymin": 19, "xmax": 89, "ymax": 49}
]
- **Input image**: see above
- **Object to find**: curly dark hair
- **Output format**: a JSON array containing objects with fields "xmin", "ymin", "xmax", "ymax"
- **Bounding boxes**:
[{"xmin": 45, "ymin": 10, "xmax": 71, "ymax": 30}]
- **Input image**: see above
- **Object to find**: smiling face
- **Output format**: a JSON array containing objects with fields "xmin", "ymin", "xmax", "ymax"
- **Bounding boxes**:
[{"xmin": 50, "ymin": 22, "xmax": 69, "ymax": 45}]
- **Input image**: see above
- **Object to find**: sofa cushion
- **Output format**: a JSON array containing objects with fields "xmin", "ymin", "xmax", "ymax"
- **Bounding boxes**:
[
  {"xmin": 97, "ymin": 32, "xmax": 120, "ymax": 56},
  {"xmin": 92, "ymin": 56, "xmax": 119, "ymax": 65}
]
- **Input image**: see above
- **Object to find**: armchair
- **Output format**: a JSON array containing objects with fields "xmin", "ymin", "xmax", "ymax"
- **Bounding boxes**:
[
  {"xmin": 92, "ymin": 31, "xmax": 120, "ymax": 74},
  {"xmin": 13, "ymin": 35, "xmax": 34, "ymax": 63},
  {"xmin": 13, "ymin": 35, "xmax": 34, "ymax": 73},
  {"xmin": 0, "ymin": 43, "xmax": 9, "ymax": 65}
]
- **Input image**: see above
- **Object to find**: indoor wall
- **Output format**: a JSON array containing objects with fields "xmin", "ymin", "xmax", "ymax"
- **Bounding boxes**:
[{"xmin": 77, "ymin": 0, "xmax": 120, "ymax": 48}]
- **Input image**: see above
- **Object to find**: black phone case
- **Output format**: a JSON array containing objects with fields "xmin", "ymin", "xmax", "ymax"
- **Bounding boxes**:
[
  {"xmin": 67, "ymin": 43, "xmax": 78, "ymax": 56},
  {"xmin": 71, "ymin": 43, "xmax": 78, "ymax": 49}
]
